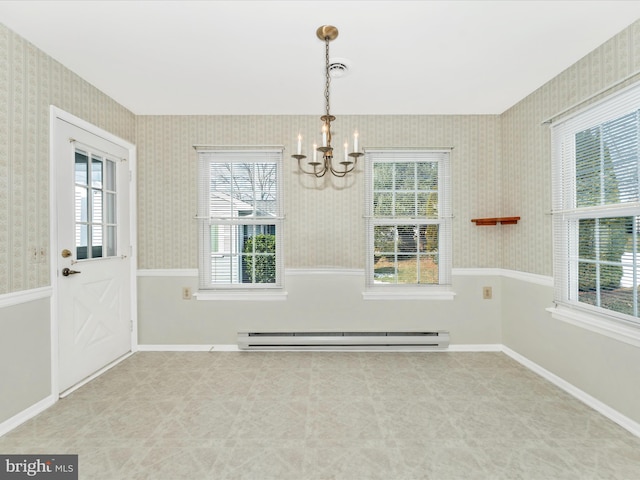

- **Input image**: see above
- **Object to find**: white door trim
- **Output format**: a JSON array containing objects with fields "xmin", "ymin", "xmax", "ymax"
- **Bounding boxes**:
[{"xmin": 49, "ymin": 106, "xmax": 138, "ymax": 397}]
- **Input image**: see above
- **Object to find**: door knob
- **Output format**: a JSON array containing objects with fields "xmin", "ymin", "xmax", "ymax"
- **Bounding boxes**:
[
  {"xmin": 61, "ymin": 249, "xmax": 72, "ymax": 258},
  {"xmin": 62, "ymin": 267, "xmax": 81, "ymax": 277}
]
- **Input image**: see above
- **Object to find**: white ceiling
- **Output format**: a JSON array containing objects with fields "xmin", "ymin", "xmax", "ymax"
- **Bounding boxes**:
[{"xmin": 2, "ymin": 0, "xmax": 640, "ymax": 115}]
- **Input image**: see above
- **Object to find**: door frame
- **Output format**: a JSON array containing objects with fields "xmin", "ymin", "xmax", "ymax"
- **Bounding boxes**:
[{"xmin": 49, "ymin": 106, "xmax": 138, "ymax": 397}]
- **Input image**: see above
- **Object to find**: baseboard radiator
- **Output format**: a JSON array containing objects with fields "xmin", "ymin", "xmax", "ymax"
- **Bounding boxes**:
[{"xmin": 237, "ymin": 331, "xmax": 450, "ymax": 350}]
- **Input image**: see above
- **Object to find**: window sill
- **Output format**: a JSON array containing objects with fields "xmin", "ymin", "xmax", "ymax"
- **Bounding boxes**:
[
  {"xmin": 194, "ymin": 290, "xmax": 288, "ymax": 301},
  {"xmin": 547, "ymin": 305, "xmax": 640, "ymax": 348},
  {"xmin": 362, "ymin": 288, "xmax": 456, "ymax": 301}
]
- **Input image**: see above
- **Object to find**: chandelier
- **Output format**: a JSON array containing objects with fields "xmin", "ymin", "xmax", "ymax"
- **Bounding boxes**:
[{"xmin": 292, "ymin": 25, "xmax": 362, "ymax": 178}]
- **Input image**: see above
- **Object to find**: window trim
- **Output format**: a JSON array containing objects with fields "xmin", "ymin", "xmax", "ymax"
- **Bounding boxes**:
[
  {"xmin": 195, "ymin": 146, "xmax": 284, "ymax": 296},
  {"xmin": 363, "ymin": 149, "xmax": 453, "ymax": 300},
  {"xmin": 551, "ymin": 81, "xmax": 640, "ymax": 333}
]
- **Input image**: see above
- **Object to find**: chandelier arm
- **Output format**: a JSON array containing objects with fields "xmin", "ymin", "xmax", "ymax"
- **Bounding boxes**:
[
  {"xmin": 328, "ymin": 157, "xmax": 357, "ymax": 177},
  {"xmin": 297, "ymin": 157, "xmax": 329, "ymax": 177},
  {"xmin": 328, "ymin": 166, "xmax": 350, "ymax": 178},
  {"xmin": 313, "ymin": 159, "xmax": 329, "ymax": 177}
]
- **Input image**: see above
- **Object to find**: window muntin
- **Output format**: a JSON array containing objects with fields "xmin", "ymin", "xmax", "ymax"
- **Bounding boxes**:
[
  {"xmin": 366, "ymin": 150, "xmax": 451, "ymax": 289},
  {"xmin": 74, "ymin": 149, "xmax": 117, "ymax": 260},
  {"xmin": 573, "ymin": 216, "xmax": 639, "ymax": 317},
  {"xmin": 553, "ymin": 85, "xmax": 640, "ymax": 325},
  {"xmin": 373, "ymin": 223, "xmax": 440, "ymax": 284},
  {"xmin": 197, "ymin": 150, "xmax": 283, "ymax": 290}
]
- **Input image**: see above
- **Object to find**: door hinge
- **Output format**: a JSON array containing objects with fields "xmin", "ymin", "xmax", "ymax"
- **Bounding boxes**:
[{"xmin": 130, "ymin": 320, "xmax": 134, "ymax": 332}]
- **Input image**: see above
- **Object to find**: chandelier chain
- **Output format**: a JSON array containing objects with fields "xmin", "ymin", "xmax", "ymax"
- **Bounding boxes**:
[{"xmin": 324, "ymin": 37, "xmax": 331, "ymax": 118}]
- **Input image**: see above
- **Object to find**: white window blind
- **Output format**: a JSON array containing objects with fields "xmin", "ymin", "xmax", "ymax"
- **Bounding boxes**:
[
  {"xmin": 364, "ymin": 150, "xmax": 452, "ymax": 290},
  {"xmin": 552, "ymin": 82, "xmax": 640, "ymax": 326},
  {"xmin": 196, "ymin": 148, "xmax": 283, "ymax": 290}
]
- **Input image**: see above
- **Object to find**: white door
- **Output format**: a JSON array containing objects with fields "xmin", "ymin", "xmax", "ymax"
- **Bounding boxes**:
[{"xmin": 53, "ymin": 116, "xmax": 133, "ymax": 393}]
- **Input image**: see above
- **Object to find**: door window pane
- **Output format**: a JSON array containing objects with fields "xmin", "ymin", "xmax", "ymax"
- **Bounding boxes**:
[
  {"xmin": 105, "ymin": 159, "xmax": 116, "ymax": 191},
  {"xmin": 105, "ymin": 193, "xmax": 116, "ymax": 224},
  {"xmin": 92, "ymin": 189, "xmax": 103, "ymax": 224},
  {"xmin": 75, "ymin": 186, "xmax": 88, "ymax": 222},
  {"xmin": 106, "ymin": 226, "xmax": 117, "ymax": 257},
  {"xmin": 93, "ymin": 224, "xmax": 103, "ymax": 258},
  {"xmin": 76, "ymin": 224, "xmax": 88, "ymax": 260},
  {"xmin": 91, "ymin": 156, "xmax": 103, "ymax": 188},
  {"xmin": 75, "ymin": 151, "xmax": 88, "ymax": 185}
]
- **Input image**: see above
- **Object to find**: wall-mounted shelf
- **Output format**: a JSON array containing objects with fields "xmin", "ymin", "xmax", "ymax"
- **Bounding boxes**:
[{"xmin": 471, "ymin": 216, "xmax": 520, "ymax": 226}]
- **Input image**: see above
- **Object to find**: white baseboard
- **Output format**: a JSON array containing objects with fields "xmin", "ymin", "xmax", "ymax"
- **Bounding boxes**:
[
  {"xmin": 502, "ymin": 346, "xmax": 640, "ymax": 438},
  {"xmin": 139, "ymin": 344, "xmax": 503, "ymax": 353},
  {"xmin": 137, "ymin": 344, "xmax": 213, "ymax": 351},
  {"xmin": 0, "ymin": 394, "xmax": 56, "ymax": 437},
  {"xmin": 448, "ymin": 344, "xmax": 503, "ymax": 352},
  {"xmin": 138, "ymin": 344, "xmax": 242, "ymax": 352},
  {"xmin": 211, "ymin": 344, "xmax": 240, "ymax": 351}
]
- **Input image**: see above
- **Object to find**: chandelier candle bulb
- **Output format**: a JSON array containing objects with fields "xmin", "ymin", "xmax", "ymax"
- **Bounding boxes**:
[
  {"xmin": 313, "ymin": 144, "xmax": 317, "ymax": 162},
  {"xmin": 322, "ymin": 125, "xmax": 328, "ymax": 147},
  {"xmin": 354, "ymin": 131, "xmax": 359, "ymax": 152},
  {"xmin": 344, "ymin": 142, "xmax": 348, "ymax": 161},
  {"xmin": 297, "ymin": 134, "xmax": 302, "ymax": 155}
]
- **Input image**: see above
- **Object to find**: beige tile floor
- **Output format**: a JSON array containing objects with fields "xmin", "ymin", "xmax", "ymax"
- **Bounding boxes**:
[{"xmin": 1, "ymin": 351, "xmax": 640, "ymax": 479}]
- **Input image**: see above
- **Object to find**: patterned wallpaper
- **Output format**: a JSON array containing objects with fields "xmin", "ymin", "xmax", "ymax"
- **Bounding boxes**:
[
  {"xmin": 136, "ymin": 114, "xmax": 502, "ymax": 270},
  {"xmin": 501, "ymin": 19, "xmax": 640, "ymax": 276},
  {"xmin": 4, "ymin": 18, "xmax": 640, "ymax": 289},
  {"xmin": 0, "ymin": 23, "xmax": 135, "ymax": 294}
]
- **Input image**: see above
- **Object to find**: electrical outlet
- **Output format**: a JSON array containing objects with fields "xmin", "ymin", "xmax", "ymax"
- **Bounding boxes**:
[
  {"xmin": 182, "ymin": 287, "xmax": 192, "ymax": 300},
  {"xmin": 483, "ymin": 286, "xmax": 492, "ymax": 300}
]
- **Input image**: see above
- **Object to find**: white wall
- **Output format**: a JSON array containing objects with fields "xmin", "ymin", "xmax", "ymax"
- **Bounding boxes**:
[
  {"xmin": 501, "ymin": 276, "xmax": 640, "ymax": 425},
  {"xmin": 137, "ymin": 271, "xmax": 502, "ymax": 346},
  {"xmin": 0, "ymin": 294, "xmax": 51, "ymax": 424}
]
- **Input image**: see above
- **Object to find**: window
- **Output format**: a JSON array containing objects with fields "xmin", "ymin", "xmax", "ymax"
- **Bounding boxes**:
[
  {"xmin": 75, "ymin": 147, "xmax": 118, "ymax": 260},
  {"xmin": 196, "ymin": 148, "xmax": 283, "ymax": 292},
  {"xmin": 552, "ymin": 83, "xmax": 640, "ymax": 329},
  {"xmin": 364, "ymin": 150, "xmax": 453, "ymax": 298}
]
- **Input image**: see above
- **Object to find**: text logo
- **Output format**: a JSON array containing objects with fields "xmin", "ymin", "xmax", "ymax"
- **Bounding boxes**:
[{"xmin": 0, "ymin": 455, "xmax": 77, "ymax": 480}]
